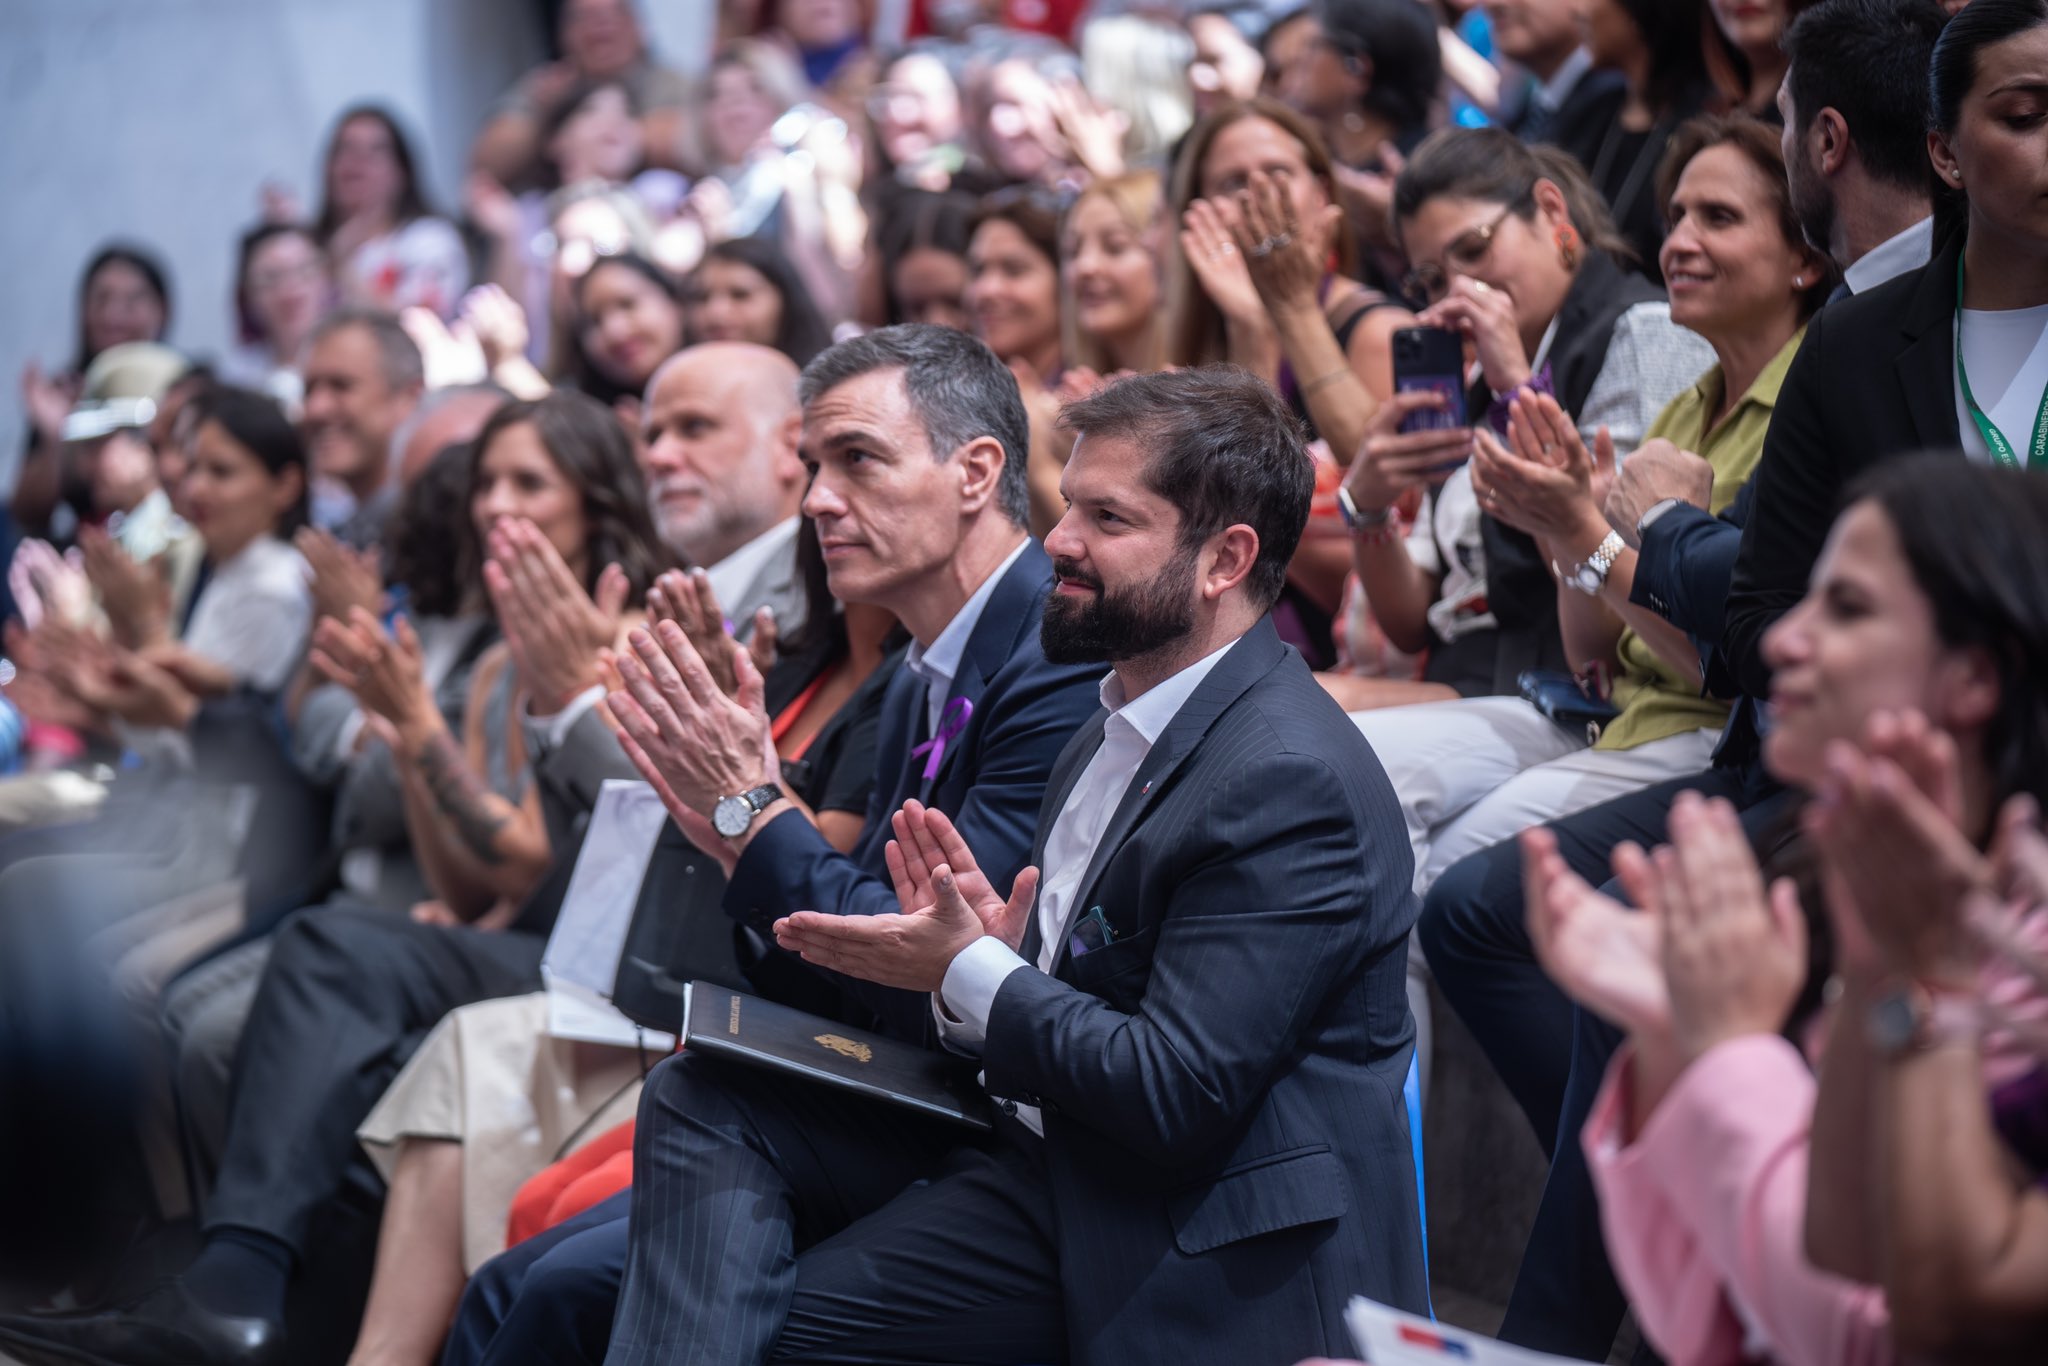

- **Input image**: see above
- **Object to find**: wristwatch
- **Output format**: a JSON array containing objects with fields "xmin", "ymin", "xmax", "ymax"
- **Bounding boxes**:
[
  {"xmin": 1336, "ymin": 484, "xmax": 1392, "ymax": 533},
  {"xmin": 1557, "ymin": 530, "xmax": 1626, "ymax": 596},
  {"xmin": 712, "ymin": 783, "xmax": 785, "ymax": 839},
  {"xmin": 1635, "ymin": 497, "xmax": 1686, "ymax": 541},
  {"xmin": 1867, "ymin": 982, "xmax": 1979, "ymax": 1059}
]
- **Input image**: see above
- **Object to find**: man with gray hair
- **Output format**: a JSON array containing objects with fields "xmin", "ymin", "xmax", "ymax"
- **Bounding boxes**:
[{"xmin": 300, "ymin": 308, "xmax": 424, "ymax": 548}]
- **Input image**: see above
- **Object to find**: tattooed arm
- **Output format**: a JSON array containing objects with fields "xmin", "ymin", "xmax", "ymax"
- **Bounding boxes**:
[{"xmin": 389, "ymin": 647, "xmax": 551, "ymax": 921}]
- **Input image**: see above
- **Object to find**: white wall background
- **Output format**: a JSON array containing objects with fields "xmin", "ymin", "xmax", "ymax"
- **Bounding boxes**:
[{"xmin": 0, "ymin": 0, "xmax": 717, "ymax": 488}]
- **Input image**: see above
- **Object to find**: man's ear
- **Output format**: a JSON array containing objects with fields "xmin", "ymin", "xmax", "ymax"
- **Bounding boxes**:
[
  {"xmin": 774, "ymin": 410, "xmax": 806, "ymax": 485},
  {"xmin": 954, "ymin": 435, "xmax": 1007, "ymax": 516},
  {"xmin": 1202, "ymin": 524, "xmax": 1260, "ymax": 602},
  {"xmin": 1812, "ymin": 107, "xmax": 1852, "ymax": 178}
]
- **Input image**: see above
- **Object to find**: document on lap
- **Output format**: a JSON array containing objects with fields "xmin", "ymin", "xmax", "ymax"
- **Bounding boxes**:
[
  {"xmin": 1347, "ymin": 1297, "xmax": 1586, "ymax": 1364},
  {"xmin": 681, "ymin": 981, "xmax": 995, "ymax": 1131},
  {"xmin": 543, "ymin": 780, "xmax": 675, "ymax": 1050}
]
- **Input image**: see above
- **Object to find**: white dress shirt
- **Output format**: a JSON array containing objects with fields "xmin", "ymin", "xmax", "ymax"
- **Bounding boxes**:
[
  {"xmin": 1955, "ymin": 299, "xmax": 2048, "ymax": 466},
  {"xmin": 935, "ymin": 635, "xmax": 1241, "ymax": 1134},
  {"xmin": 1529, "ymin": 47, "xmax": 1594, "ymax": 126},
  {"xmin": 1842, "ymin": 216, "xmax": 1933, "ymax": 297},
  {"xmin": 903, "ymin": 538, "xmax": 1029, "ymax": 736}
]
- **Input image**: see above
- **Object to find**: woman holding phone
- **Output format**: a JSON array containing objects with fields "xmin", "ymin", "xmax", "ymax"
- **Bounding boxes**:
[
  {"xmin": 1346, "ymin": 117, "xmax": 1821, "ymax": 895},
  {"xmin": 1322, "ymin": 126, "xmax": 1712, "ymax": 715}
]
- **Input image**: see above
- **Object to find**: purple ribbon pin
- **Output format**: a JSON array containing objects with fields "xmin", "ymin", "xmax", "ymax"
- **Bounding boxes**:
[{"xmin": 912, "ymin": 698, "xmax": 973, "ymax": 780}]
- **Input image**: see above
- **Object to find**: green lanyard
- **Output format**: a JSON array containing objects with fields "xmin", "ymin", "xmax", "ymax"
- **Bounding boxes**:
[{"xmin": 1955, "ymin": 255, "xmax": 2048, "ymax": 470}]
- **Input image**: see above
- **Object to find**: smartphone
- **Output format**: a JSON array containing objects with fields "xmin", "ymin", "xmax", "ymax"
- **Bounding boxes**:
[{"xmin": 1392, "ymin": 327, "xmax": 1469, "ymax": 437}]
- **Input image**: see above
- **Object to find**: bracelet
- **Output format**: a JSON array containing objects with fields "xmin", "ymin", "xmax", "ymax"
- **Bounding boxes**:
[{"xmin": 1301, "ymin": 367, "xmax": 1353, "ymax": 396}]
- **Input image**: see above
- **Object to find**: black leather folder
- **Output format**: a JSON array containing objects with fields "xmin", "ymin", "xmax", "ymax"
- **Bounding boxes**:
[{"xmin": 680, "ymin": 982, "xmax": 994, "ymax": 1131}]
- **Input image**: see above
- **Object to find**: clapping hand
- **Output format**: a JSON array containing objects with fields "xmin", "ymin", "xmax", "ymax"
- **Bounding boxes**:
[
  {"xmin": 296, "ymin": 525, "xmax": 386, "ymax": 627},
  {"xmin": 605, "ymin": 620, "xmax": 779, "ymax": 868},
  {"xmin": 646, "ymin": 567, "xmax": 774, "ymax": 700},
  {"xmin": 308, "ymin": 607, "xmax": 435, "ymax": 742},
  {"xmin": 772, "ymin": 800, "xmax": 1041, "ymax": 991},
  {"xmin": 1471, "ymin": 391, "xmax": 1610, "ymax": 542},
  {"xmin": 482, "ymin": 519, "xmax": 631, "ymax": 713},
  {"xmin": 1229, "ymin": 168, "xmax": 1342, "ymax": 318},
  {"xmin": 69, "ymin": 644, "xmax": 201, "ymax": 731},
  {"xmin": 79, "ymin": 527, "xmax": 171, "ymax": 648},
  {"xmin": 1047, "ymin": 79, "xmax": 1127, "ymax": 181},
  {"xmin": 1181, "ymin": 196, "xmax": 1266, "ymax": 329},
  {"xmin": 1807, "ymin": 710, "xmax": 1989, "ymax": 990},
  {"xmin": 1524, "ymin": 827, "xmax": 1669, "ymax": 1037},
  {"xmin": 1656, "ymin": 793, "xmax": 1809, "ymax": 1064}
]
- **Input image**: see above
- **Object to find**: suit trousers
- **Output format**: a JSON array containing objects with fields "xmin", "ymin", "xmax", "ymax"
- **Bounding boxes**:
[
  {"xmin": 608, "ymin": 1052, "xmax": 1065, "ymax": 1365},
  {"xmin": 1417, "ymin": 762, "xmax": 1795, "ymax": 1360},
  {"xmin": 456, "ymin": 1048, "xmax": 1069, "ymax": 1366},
  {"xmin": 199, "ymin": 905, "xmax": 545, "ymax": 1257}
]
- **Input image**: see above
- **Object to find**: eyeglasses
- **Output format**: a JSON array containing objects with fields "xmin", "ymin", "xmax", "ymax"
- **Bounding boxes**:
[{"xmin": 1401, "ymin": 202, "xmax": 1522, "ymax": 308}]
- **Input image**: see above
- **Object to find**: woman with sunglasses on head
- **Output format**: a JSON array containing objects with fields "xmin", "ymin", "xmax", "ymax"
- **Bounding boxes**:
[{"xmin": 1326, "ymin": 126, "xmax": 1712, "ymax": 715}]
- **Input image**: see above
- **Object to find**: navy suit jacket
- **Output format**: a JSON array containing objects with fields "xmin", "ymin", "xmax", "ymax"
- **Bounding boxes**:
[
  {"xmin": 980, "ymin": 618, "xmax": 1430, "ymax": 1365},
  {"xmin": 722, "ymin": 538, "xmax": 1103, "ymax": 1042}
]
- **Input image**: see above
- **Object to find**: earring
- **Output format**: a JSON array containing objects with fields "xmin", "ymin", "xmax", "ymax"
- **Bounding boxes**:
[
  {"xmin": 1555, "ymin": 224, "xmax": 1580, "ymax": 270},
  {"xmin": 1793, "ymin": 275, "xmax": 1808, "ymax": 288},
  {"xmin": 1953, "ymin": 168, "xmax": 1964, "ymax": 181}
]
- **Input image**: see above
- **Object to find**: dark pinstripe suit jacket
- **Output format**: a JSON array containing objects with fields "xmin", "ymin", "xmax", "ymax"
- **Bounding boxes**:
[{"xmin": 982, "ymin": 617, "xmax": 1430, "ymax": 1365}]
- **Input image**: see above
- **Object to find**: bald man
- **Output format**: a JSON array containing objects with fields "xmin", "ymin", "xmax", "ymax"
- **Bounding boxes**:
[{"xmin": 641, "ymin": 343, "xmax": 808, "ymax": 635}]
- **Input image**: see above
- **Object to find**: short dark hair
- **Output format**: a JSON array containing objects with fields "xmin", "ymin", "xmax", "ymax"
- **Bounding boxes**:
[
  {"xmin": 798, "ymin": 324, "xmax": 1031, "ymax": 528},
  {"xmin": 191, "ymin": 385, "xmax": 310, "ymax": 537},
  {"xmin": 1784, "ymin": 0, "xmax": 1947, "ymax": 193},
  {"xmin": 310, "ymin": 308, "xmax": 425, "ymax": 394},
  {"xmin": 1314, "ymin": 0, "xmax": 1442, "ymax": 132},
  {"xmin": 1058, "ymin": 367, "xmax": 1312, "ymax": 612}
]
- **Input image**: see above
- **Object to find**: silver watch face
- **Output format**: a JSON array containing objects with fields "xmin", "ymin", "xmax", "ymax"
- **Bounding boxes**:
[
  {"xmin": 1568, "ymin": 565, "xmax": 1604, "ymax": 595},
  {"xmin": 712, "ymin": 793, "xmax": 753, "ymax": 839}
]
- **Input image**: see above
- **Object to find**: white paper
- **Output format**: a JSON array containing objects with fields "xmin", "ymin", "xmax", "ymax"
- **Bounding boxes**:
[
  {"xmin": 1347, "ymin": 1297, "xmax": 1586, "ymax": 1365},
  {"xmin": 541, "ymin": 780, "xmax": 672, "ymax": 1046}
]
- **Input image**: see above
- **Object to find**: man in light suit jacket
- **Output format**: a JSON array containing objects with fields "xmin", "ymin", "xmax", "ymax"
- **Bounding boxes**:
[{"xmin": 600, "ymin": 366, "xmax": 1428, "ymax": 1365}]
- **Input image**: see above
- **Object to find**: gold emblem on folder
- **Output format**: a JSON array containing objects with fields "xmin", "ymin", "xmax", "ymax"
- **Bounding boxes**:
[{"xmin": 815, "ymin": 1033, "xmax": 873, "ymax": 1063}]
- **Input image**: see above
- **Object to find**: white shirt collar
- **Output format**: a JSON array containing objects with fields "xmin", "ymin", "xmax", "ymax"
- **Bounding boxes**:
[
  {"xmin": 703, "ymin": 516, "xmax": 799, "ymax": 614},
  {"xmin": 1097, "ymin": 634, "xmax": 1241, "ymax": 748},
  {"xmin": 1533, "ymin": 47, "xmax": 1593, "ymax": 114},
  {"xmin": 905, "ymin": 538, "xmax": 1031, "ymax": 727},
  {"xmin": 1843, "ymin": 216, "xmax": 1934, "ymax": 296}
]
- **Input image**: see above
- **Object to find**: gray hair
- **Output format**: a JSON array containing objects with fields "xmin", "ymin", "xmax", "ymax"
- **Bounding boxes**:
[
  {"xmin": 311, "ymin": 307, "xmax": 425, "ymax": 394},
  {"xmin": 798, "ymin": 324, "xmax": 1030, "ymax": 528}
]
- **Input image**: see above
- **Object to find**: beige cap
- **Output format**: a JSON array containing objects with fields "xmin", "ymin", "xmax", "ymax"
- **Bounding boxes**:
[{"xmin": 63, "ymin": 342, "xmax": 191, "ymax": 442}]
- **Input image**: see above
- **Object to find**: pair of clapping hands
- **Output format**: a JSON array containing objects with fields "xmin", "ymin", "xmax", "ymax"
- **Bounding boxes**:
[
  {"xmin": 1528, "ymin": 709, "xmax": 2048, "ymax": 1072},
  {"xmin": 305, "ymin": 517, "xmax": 778, "ymax": 754}
]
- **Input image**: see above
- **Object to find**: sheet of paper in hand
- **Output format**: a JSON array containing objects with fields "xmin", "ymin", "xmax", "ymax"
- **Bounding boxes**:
[
  {"xmin": 1348, "ymin": 1297, "xmax": 1587, "ymax": 1364},
  {"xmin": 681, "ymin": 982, "xmax": 995, "ymax": 1131},
  {"xmin": 543, "ymin": 779, "xmax": 674, "ymax": 1049}
]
